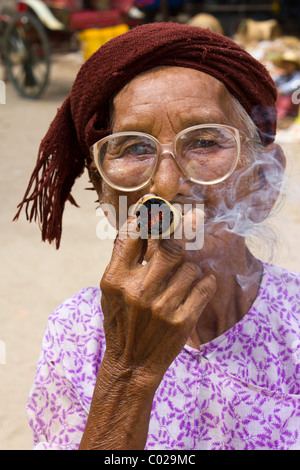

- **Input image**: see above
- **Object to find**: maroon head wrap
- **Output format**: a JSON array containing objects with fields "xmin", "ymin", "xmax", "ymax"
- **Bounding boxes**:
[{"xmin": 14, "ymin": 22, "xmax": 277, "ymax": 248}]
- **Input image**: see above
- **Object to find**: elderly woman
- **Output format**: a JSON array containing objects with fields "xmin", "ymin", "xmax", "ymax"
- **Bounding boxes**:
[{"xmin": 15, "ymin": 23, "xmax": 300, "ymax": 450}]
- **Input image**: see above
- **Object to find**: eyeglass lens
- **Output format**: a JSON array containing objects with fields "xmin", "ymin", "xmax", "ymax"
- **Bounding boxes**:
[{"xmin": 97, "ymin": 127, "xmax": 238, "ymax": 189}]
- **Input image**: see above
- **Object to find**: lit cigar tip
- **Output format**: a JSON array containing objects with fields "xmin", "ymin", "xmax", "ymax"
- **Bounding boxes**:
[{"xmin": 134, "ymin": 195, "xmax": 182, "ymax": 239}]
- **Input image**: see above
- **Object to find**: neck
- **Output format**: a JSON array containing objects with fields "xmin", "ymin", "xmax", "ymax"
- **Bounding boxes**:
[{"xmin": 187, "ymin": 244, "xmax": 263, "ymax": 348}]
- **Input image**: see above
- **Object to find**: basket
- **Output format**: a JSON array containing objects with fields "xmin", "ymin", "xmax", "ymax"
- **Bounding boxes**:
[{"xmin": 79, "ymin": 24, "xmax": 129, "ymax": 60}]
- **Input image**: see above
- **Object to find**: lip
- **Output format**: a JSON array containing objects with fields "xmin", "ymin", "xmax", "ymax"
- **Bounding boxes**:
[{"xmin": 170, "ymin": 188, "xmax": 207, "ymax": 206}]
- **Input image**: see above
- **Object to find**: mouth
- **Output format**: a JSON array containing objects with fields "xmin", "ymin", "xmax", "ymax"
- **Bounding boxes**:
[
  {"xmin": 170, "ymin": 198, "xmax": 228, "ymax": 244},
  {"xmin": 171, "ymin": 192, "xmax": 206, "ymax": 208}
]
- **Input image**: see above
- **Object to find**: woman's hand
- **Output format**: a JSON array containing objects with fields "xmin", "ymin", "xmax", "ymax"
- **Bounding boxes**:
[
  {"xmin": 101, "ymin": 215, "xmax": 216, "ymax": 386},
  {"xmin": 79, "ymin": 215, "xmax": 216, "ymax": 450}
]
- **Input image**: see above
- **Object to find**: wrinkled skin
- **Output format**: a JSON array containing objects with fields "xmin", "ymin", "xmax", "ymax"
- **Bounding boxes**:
[{"xmin": 80, "ymin": 67, "xmax": 286, "ymax": 450}]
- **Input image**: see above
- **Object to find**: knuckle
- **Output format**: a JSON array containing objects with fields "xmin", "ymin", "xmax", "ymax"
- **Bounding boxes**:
[
  {"xmin": 100, "ymin": 271, "xmax": 116, "ymax": 292},
  {"xmin": 112, "ymin": 237, "xmax": 126, "ymax": 257},
  {"xmin": 181, "ymin": 262, "xmax": 201, "ymax": 280},
  {"xmin": 169, "ymin": 315, "xmax": 186, "ymax": 331},
  {"xmin": 152, "ymin": 308, "xmax": 184, "ymax": 334},
  {"xmin": 159, "ymin": 239, "xmax": 183, "ymax": 261},
  {"xmin": 100, "ymin": 265, "xmax": 125, "ymax": 294},
  {"xmin": 124, "ymin": 283, "xmax": 149, "ymax": 309},
  {"xmin": 151, "ymin": 297, "xmax": 165, "ymax": 316}
]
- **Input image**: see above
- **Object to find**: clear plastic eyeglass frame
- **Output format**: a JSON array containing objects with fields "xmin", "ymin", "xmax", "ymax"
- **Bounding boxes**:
[{"xmin": 90, "ymin": 123, "xmax": 261, "ymax": 192}]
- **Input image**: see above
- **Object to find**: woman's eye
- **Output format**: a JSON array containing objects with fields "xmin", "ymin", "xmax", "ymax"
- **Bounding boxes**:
[
  {"xmin": 105, "ymin": 137, "xmax": 157, "ymax": 160},
  {"xmin": 126, "ymin": 144, "xmax": 148, "ymax": 154},
  {"xmin": 124, "ymin": 142, "xmax": 155, "ymax": 156},
  {"xmin": 193, "ymin": 139, "xmax": 216, "ymax": 149}
]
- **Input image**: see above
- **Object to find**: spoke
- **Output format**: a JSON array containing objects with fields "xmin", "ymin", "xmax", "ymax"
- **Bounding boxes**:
[{"xmin": 4, "ymin": 13, "xmax": 50, "ymax": 98}]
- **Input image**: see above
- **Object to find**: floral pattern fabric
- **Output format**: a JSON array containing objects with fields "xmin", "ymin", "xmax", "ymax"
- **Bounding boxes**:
[{"xmin": 26, "ymin": 262, "xmax": 300, "ymax": 450}]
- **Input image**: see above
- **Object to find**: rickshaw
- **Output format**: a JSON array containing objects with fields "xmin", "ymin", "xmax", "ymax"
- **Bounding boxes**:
[{"xmin": 0, "ymin": 0, "xmax": 142, "ymax": 98}]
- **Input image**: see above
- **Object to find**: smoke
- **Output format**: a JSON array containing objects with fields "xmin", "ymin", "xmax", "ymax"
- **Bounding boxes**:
[{"xmin": 183, "ymin": 140, "xmax": 299, "ymax": 289}]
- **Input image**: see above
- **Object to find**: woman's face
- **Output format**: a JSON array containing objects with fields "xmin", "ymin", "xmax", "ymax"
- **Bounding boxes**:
[{"xmin": 91, "ymin": 67, "xmax": 280, "ymax": 269}]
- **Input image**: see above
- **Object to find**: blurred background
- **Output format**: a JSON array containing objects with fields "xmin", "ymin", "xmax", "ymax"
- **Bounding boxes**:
[{"xmin": 1, "ymin": 0, "xmax": 300, "ymax": 450}]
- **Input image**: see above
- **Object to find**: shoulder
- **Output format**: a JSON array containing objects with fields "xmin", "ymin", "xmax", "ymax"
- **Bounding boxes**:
[
  {"xmin": 49, "ymin": 286, "xmax": 102, "ymax": 326},
  {"xmin": 263, "ymin": 262, "xmax": 300, "ymax": 298},
  {"xmin": 44, "ymin": 286, "xmax": 105, "ymax": 365},
  {"xmin": 260, "ymin": 262, "xmax": 300, "ymax": 327}
]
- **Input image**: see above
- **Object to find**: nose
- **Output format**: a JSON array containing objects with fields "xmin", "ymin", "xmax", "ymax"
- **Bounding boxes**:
[{"xmin": 149, "ymin": 151, "xmax": 185, "ymax": 200}]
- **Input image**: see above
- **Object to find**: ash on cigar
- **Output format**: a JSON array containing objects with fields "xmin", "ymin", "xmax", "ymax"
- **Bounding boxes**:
[{"xmin": 136, "ymin": 197, "xmax": 174, "ymax": 238}]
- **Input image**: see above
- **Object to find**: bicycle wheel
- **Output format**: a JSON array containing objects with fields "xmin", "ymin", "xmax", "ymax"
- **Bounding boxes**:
[{"xmin": 3, "ymin": 12, "xmax": 50, "ymax": 99}]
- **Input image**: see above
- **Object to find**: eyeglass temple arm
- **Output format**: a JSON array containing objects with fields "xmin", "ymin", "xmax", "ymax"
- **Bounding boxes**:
[{"xmin": 240, "ymin": 135, "xmax": 262, "ymax": 145}]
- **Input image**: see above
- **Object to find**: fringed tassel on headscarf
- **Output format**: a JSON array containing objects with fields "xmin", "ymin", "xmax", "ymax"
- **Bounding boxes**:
[{"xmin": 13, "ymin": 97, "xmax": 85, "ymax": 248}]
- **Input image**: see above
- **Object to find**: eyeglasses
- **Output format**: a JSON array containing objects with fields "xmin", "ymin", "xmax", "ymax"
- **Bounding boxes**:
[{"xmin": 91, "ymin": 124, "xmax": 261, "ymax": 192}]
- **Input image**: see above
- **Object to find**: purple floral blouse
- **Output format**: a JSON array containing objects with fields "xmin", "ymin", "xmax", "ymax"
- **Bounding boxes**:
[{"xmin": 27, "ymin": 262, "xmax": 300, "ymax": 450}]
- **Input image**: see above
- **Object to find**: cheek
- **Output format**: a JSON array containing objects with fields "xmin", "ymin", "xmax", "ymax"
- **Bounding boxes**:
[
  {"xmin": 101, "ymin": 183, "xmax": 152, "ymax": 230},
  {"xmin": 206, "ymin": 162, "xmax": 254, "ymax": 213}
]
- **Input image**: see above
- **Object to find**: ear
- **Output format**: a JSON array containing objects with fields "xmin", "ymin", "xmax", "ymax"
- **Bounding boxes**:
[
  {"xmin": 248, "ymin": 143, "xmax": 286, "ymax": 223},
  {"xmin": 86, "ymin": 159, "xmax": 103, "ymax": 203}
]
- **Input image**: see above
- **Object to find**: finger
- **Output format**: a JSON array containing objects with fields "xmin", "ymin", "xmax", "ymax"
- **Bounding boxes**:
[
  {"xmin": 151, "ymin": 262, "xmax": 202, "ymax": 314},
  {"xmin": 139, "ymin": 237, "xmax": 185, "ymax": 292},
  {"xmin": 110, "ymin": 216, "xmax": 145, "ymax": 270},
  {"xmin": 180, "ymin": 274, "xmax": 217, "ymax": 326},
  {"xmin": 139, "ymin": 207, "xmax": 204, "ymax": 294}
]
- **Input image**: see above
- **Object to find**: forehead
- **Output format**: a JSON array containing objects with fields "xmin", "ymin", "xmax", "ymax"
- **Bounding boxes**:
[{"xmin": 112, "ymin": 66, "xmax": 234, "ymax": 131}]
